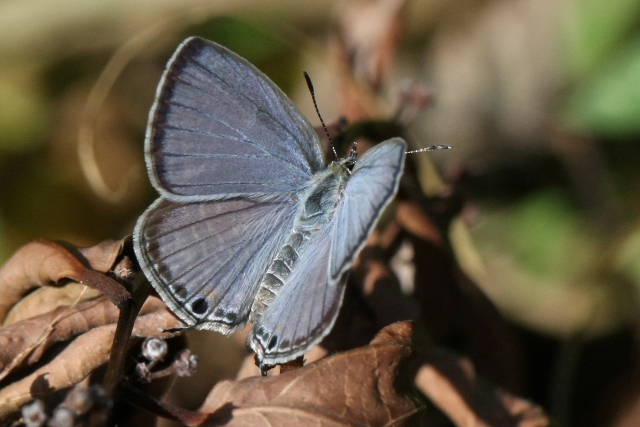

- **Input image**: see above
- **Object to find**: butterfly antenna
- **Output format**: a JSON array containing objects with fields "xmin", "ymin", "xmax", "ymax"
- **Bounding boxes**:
[
  {"xmin": 405, "ymin": 144, "xmax": 452, "ymax": 154},
  {"xmin": 304, "ymin": 72, "xmax": 338, "ymax": 160}
]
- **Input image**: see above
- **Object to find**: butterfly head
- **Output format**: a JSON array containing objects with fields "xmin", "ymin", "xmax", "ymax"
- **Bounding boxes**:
[{"xmin": 338, "ymin": 141, "xmax": 358, "ymax": 174}]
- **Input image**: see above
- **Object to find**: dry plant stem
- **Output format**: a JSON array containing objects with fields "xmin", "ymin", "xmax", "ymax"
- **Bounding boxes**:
[
  {"xmin": 121, "ymin": 381, "xmax": 207, "ymax": 426},
  {"xmin": 103, "ymin": 280, "xmax": 151, "ymax": 397},
  {"xmin": 414, "ymin": 346, "xmax": 549, "ymax": 427},
  {"xmin": 415, "ymin": 348, "xmax": 479, "ymax": 427}
]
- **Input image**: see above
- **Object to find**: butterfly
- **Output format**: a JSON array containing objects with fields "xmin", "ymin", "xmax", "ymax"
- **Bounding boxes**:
[{"xmin": 133, "ymin": 36, "xmax": 406, "ymax": 371}]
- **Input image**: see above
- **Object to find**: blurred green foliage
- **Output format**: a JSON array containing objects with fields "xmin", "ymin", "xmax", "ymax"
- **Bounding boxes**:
[
  {"xmin": 566, "ymin": 0, "xmax": 640, "ymax": 76},
  {"xmin": 564, "ymin": 36, "xmax": 640, "ymax": 135},
  {"xmin": 0, "ymin": 70, "xmax": 49, "ymax": 152},
  {"xmin": 474, "ymin": 190, "xmax": 599, "ymax": 281},
  {"xmin": 563, "ymin": 0, "xmax": 640, "ymax": 135}
]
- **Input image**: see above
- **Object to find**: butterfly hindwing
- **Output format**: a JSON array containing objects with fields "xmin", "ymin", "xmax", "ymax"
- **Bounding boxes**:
[
  {"xmin": 134, "ymin": 195, "xmax": 298, "ymax": 333},
  {"xmin": 147, "ymin": 37, "xmax": 325, "ymax": 201},
  {"xmin": 248, "ymin": 223, "xmax": 347, "ymax": 366}
]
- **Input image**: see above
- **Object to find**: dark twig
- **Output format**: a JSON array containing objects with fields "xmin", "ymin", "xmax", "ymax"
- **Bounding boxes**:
[
  {"xmin": 103, "ymin": 277, "xmax": 151, "ymax": 398},
  {"xmin": 120, "ymin": 382, "xmax": 208, "ymax": 426}
]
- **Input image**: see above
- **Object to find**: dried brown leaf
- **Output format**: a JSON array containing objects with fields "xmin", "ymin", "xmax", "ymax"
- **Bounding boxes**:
[
  {"xmin": 395, "ymin": 201, "xmax": 445, "ymax": 248},
  {"xmin": 77, "ymin": 238, "xmax": 127, "ymax": 273},
  {"xmin": 0, "ymin": 297, "xmax": 117, "ymax": 380},
  {"xmin": 338, "ymin": 0, "xmax": 408, "ymax": 90},
  {"xmin": 332, "ymin": 67, "xmax": 386, "ymax": 122},
  {"xmin": 0, "ymin": 296, "xmax": 180, "ymax": 418},
  {"xmin": 415, "ymin": 347, "xmax": 548, "ymax": 427},
  {"xmin": 0, "ymin": 291, "xmax": 169, "ymax": 379},
  {"xmin": 332, "ymin": 0, "xmax": 408, "ymax": 121},
  {"xmin": 4, "ymin": 284, "xmax": 103, "ymax": 326},
  {"xmin": 0, "ymin": 239, "xmax": 130, "ymax": 323},
  {"xmin": 199, "ymin": 321, "xmax": 421, "ymax": 427}
]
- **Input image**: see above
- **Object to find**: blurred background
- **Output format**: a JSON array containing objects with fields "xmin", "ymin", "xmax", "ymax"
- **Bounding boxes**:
[{"xmin": 0, "ymin": 0, "xmax": 639, "ymax": 426}]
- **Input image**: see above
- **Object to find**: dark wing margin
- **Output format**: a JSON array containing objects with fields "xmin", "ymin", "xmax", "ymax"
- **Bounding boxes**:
[
  {"xmin": 134, "ymin": 195, "xmax": 297, "ymax": 333},
  {"xmin": 146, "ymin": 37, "xmax": 325, "ymax": 201}
]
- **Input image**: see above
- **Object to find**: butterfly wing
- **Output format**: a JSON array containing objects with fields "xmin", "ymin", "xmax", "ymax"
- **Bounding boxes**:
[
  {"xmin": 146, "ymin": 37, "xmax": 325, "ymax": 201},
  {"xmin": 134, "ymin": 195, "xmax": 297, "ymax": 333},
  {"xmin": 329, "ymin": 137, "xmax": 406, "ymax": 279},
  {"xmin": 248, "ymin": 224, "xmax": 347, "ymax": 366}
]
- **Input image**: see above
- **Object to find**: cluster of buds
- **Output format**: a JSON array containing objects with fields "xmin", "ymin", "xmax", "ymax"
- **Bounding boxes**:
[
  {"xmin": 20, "ymin": 385, "xmax": 108, "ymax": 427},
  {"xmin": 135, "ymin": 337, "xmax": 198, "ymax": 383}
]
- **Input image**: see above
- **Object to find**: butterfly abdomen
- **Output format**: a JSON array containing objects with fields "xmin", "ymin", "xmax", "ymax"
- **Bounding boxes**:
[{"xmin": 250, "ymin": 230, "xmax": 309, "ymax": 322}]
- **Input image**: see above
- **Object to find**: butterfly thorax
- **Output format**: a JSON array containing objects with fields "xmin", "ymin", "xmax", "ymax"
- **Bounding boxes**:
[
  {"xmin": 249, "ymin": 161, "xmax": 350, "ymax": 323},
  {"xmin": 296, "ymin": 161, "xmax": 349, "ymax": 232}
]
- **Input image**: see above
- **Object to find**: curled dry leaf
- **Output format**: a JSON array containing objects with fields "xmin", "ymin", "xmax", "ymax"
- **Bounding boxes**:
[
  {"xmin": 199, "ymin": 321, "xmax": 421, "ymax": 427},
  {"xmin": 4, "ymin": 284, "xmax": 103, "ymax": 326},
  {"xmin": 0, "ymin": 295, "xmax": 181, "ymax": 418},
  {"xmin": 415, "ymin": 347, "xmax": 549, "ymax": 427},
  {"xmin": 338, "ymin": 0, "xmax": 408, "ymax": 91},
  {"xmin": 0, "ymin": 297, "xmax": 117, "ymax": 379},
  {"xmin": 76, "ymin": 238, "xmax": 127, "ymax": 273},
  {"xmin": 0, "ymin": 239, "xmax": 130, "ymax": 323},
  {"xmin": 332, "ymin": 0, "xmax": 408, "ymax": 121},
  {"xmin": 395, "ymin": 200, "xmax": 445, "ymax": 248}
]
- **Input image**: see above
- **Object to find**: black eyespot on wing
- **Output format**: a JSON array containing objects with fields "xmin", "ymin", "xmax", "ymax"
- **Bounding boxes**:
[
  {"xmin": 191, "ymin": 298, "xmax": 209, "ymax": 315},
  {"xmin": 268, "ymin": 335, "xmax": 279, "ymax": 351}
]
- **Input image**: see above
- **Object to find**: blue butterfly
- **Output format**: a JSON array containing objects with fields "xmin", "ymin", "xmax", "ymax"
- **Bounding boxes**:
[{"xmin": 133, "ymin": 37, "xmax": 406, "ymax": 370}]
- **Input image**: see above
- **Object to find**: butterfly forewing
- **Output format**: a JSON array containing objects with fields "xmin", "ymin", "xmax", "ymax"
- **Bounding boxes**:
[
  {"xmin": 329, "ymin": 138, "xmax": 406, "ymax": 279},
  {"xmin": 147, "ymin": 37, "xmax": 325, "ymax": 201},
  {"xmin": 134, "ymin": 195, "xmax": 297, "ymax": 333}
]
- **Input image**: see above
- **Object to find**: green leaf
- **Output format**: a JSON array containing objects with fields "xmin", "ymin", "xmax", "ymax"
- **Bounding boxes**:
[
  {"xmin": 561, "ymin": 35, "xmax": 640, "ymax": 135},
  {"xmin": 565, "ymin": 0, "xmax": 640, "ymax": 76}
]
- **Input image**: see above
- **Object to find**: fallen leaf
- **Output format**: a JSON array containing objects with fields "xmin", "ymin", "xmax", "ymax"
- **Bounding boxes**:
[
  {"xmin": 77, "ymin": 238, "xmax": 127, "ymax": 273},
  {"xmin": 0, "ymin": 296, "xmax": 180, "ymax": 419},
  {"xmin": 395, "ymin": 200, "xmax": 445, "ymax": 248},
  {"xmin": 339, "ymin": 0, "xmax": 408, "ymax": 90},
  {"xmin": 0, "ymin": 292, "xmax": 174, "ymax": 380},
  {"xmin": 4, "ymin": 284, "xmax": 102, "ymax": 326},
  {"xmin": 415, "ymin": 346, "xmax": 549, "ymax": 427},
  {"xmin": 0, "ymin": 239, "xmax": 130, "ymax": 323},
  {"xmin": 199, "ymin": 321, "xmax": 421, "ymax": 426},
  {"xmin": 331, "ymin": 0, "xmax": 408, "ymax": 122}
]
